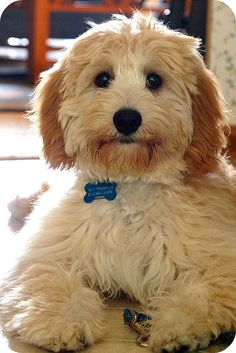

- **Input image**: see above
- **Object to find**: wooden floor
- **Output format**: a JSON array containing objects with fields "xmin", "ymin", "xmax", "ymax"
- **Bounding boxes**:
[
  {"xmin": 0, "ymin": 111, "xmax": 235, "ymax": 353},
  {"xmin": 0, "ymin": 112, "xmax": 40, "ymax": 159}
]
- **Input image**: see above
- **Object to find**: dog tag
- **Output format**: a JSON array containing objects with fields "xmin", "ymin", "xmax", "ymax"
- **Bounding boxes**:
[{"xmin": 84, "ymin": 182, "xmax": 117, "ymax": 203}]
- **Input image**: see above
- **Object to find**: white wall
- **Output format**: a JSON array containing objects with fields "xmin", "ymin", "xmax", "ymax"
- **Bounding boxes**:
[{"xmin": 208, "ymin": 1, "xmax": 236, "ymax": 124}]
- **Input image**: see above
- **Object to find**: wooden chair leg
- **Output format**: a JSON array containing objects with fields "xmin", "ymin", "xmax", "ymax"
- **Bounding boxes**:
[{"xmin": 28, "ymin": 0, "xmax": 49, "ymax": 83}]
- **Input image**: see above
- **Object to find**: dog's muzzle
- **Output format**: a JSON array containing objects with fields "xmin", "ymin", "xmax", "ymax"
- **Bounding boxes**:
[{"xmin": 113, "ymin": 108, "xmax": 142, "ymax": 135}]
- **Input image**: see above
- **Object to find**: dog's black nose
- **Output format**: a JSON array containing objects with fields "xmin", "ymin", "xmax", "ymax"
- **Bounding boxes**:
[{"xmin": 113, "ymin": 109, "xmax": 142, "ymax": 135}]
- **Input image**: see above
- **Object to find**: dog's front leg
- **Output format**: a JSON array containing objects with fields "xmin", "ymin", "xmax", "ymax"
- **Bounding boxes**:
[
  {"xmin": 148, "ymin": 263, "xmax": 236, "ymax": 352},
  {"xmin": 1, "ymin": 261, "xmax": 105, "ymax": 352}
]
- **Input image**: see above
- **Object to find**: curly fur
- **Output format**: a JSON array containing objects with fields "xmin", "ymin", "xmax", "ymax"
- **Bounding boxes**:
[{"xmin": 0, "ymin": 12, "xmax": 235, "ymax": 353}]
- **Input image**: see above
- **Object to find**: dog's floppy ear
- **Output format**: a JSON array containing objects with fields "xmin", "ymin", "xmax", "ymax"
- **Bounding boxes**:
[
  {"xmin": 185, "ymin": 58, "xmax": 229, "ymax": 174},
  {"xmin": 33, "ymin": 64, "xmax": 75, "ymax": 169}
]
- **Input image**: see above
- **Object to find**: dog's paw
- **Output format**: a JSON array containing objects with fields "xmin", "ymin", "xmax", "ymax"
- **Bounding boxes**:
[
  {"xmin": 7, "ymin": 311, "xmax": 105, "ymax": 352},
  {"xmin": 149, "ymin": 311, "xmax": 212, "ymax": 353},
  {"xmin": 27, "ymin": 320, "xmax": 102, "ymax": 352},
  {"xmin": 9, "ymin": 309, "xmax": 105, "ymax": 352},
  {"xmin": 4, "ymin": 289, "xmax": 105, "ymax": 352},
  {"xmin": 150, "ymin": 329, "xmax": 211, "ymax": 353}
]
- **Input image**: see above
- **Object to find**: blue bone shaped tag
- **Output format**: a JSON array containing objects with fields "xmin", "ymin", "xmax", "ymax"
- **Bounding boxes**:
[{"xmin": 84, "ymin": 182, "xmax": 117, "ymax": 203}]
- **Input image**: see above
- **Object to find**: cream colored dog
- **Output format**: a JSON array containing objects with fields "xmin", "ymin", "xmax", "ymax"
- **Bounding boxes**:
[{"xmin": 1, "ymin": 12, "xmax": 236, "ymax": 353}]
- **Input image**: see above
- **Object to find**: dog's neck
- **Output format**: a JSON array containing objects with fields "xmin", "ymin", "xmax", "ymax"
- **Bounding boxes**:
[
  {"xmin": 79, "ymin": 157, "xmax": 187, "ymax": 187},
  {"xmin": 78, "ymin": 159, "xmax": 187, "ymax": 205},
  {"xmin": 79, "ymin": 172, "xmax": 184, "ymax": 205}
]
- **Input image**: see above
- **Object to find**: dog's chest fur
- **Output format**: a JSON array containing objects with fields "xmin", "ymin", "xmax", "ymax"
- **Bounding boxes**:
[{"xmin": 72, "ymin": 180, "xmax": 185, "ymax": 303}]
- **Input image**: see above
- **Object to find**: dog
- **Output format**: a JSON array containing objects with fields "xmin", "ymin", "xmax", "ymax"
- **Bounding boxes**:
[{"xmin": 0, "ymin": 12, "xmax": 236, "ymax": 353}]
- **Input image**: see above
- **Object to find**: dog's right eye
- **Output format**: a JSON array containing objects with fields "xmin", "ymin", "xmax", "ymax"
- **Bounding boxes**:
[{"xmin": 95, "ymin": 72, "xmax": 111, "ymax": 88}]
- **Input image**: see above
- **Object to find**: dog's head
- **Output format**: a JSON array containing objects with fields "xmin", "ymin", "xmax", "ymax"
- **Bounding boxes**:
[{"xmin": 33, "ymin": 12, "xmax": 229, "ymax": 181}]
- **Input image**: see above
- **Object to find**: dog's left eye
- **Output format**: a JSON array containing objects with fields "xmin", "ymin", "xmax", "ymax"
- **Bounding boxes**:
[
  {"xmin": 146, "ymin": 73, "xmax": 162, "ymax": 90},
  {"xmin": 95, "ymin": 72, "xmax": 111, "ymax": 88}
]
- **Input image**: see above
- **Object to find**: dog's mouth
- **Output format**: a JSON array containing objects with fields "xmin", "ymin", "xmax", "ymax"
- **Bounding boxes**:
[
  {"xmin": 95, "ymin": 134, "xmax": 161, "ymax": 155},
  {"xmin": 96, "ymin": 135, "xmax": 143, "ymax": 149},
  {"xmin": 87, "ymin": 133, "xmax": 163, "ymax": 175},
  {"xmin": 117, "ymin": 135, "xmax": 136, "ymax": 144}
]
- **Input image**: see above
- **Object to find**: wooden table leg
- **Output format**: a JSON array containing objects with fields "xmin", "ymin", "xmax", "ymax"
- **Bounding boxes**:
[{"xmin": 28, "ymin": 0, "xmax": 49, "ymax": 83}]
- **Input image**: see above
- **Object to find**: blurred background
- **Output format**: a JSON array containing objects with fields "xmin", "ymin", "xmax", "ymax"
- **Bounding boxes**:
[{"xmin": 0, "ymin": 0, "xmax": 235, "ymax": 239}]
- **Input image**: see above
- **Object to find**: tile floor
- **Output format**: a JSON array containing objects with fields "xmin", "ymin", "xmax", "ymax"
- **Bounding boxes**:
[{"xmin": 0, "ymin": 112, "xmax": 234, "ymax": 353}]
